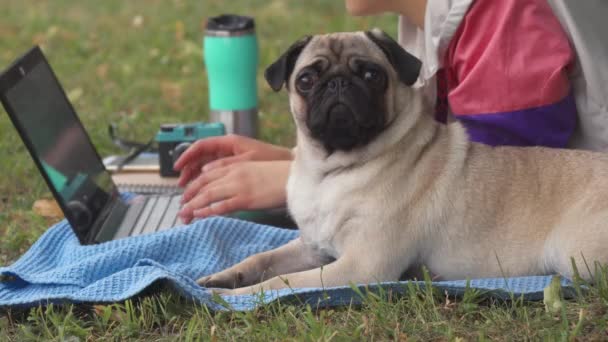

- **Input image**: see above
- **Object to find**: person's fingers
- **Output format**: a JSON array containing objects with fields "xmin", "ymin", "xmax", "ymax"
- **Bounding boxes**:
[
  {"xmin": 192, "ymin": 197, "xmax": 247, "ymax": 218},
  {"xmin": 178, "ymin": 183, "xmax": 238, "ymax": 218},
  {"xmin": 173, "ymin": 135, "xmax": 238, "ymax": 171},
  {"xmin": 177, "ymin": 162, "xmax": 200, "ymax": 187},
  {"xmin": 202, "ymin": 152, "xmax": 254, "ymax": 172},
  {"xmin": 179, "ymin": 211, "xmax": 194, "ymax": 224},
  {"xmin": 177, "ymin": 154, "xmax": 220, "ymax": 187},
  {"xmin": 181, "ymin": 167, "xmax": 228, "ymax": 203},
  {"xmin": 216, "ymin": 149, "xmax": 233, "ymax": 159}
]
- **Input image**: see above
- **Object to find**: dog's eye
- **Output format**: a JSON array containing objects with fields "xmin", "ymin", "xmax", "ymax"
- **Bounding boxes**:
[
  {"xmin": 363, "ymin": 69, "xmax": 381, "ymax": 83},
  {"xmin": 296, "ymin": 73, "xmax": 317, "ymax": 93}
]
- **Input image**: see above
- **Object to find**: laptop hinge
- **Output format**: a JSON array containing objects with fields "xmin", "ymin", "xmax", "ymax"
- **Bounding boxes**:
[{"xmin": 92, "ymin": 199, "xmax": 129, "ymax": 243}]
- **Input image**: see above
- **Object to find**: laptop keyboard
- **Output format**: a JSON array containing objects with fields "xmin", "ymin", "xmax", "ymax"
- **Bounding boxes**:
[
  {"xmin": 141, "ymin": 196, "xmax": 170, "ymax": 235},
  {"xmin": 115, "ymin": 194, "xmax": 182, "ymax": 239},
  {"xmin": 157, "ymin": 195, "xmax": 182, "ymax": 230}
]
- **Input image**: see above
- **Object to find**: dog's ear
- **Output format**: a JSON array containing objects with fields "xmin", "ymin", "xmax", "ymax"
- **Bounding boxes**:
[
  {"xmin": 264, "ymin": 35, "xmax": 313, "ymax": 92},
  {"xmin": 365, "ymin": 29, "xmax": 421, "ymax": 86}
]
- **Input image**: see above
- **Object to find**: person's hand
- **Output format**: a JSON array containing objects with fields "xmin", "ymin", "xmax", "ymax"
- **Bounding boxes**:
[
  {"xmin": 177, "ymin": 160, "xmax": 291, "ymax": 223},
  {"xmin": 173, "ymin": 134, "xmax": 293, "ymax": 188}
]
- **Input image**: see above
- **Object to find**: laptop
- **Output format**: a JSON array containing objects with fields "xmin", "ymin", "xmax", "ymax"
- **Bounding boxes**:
[{"xmin": 0, "ymin": 46, "xmax": 182, "ymax": 244}]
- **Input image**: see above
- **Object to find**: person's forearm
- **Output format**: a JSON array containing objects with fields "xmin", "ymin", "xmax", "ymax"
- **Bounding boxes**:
[{"xmin": 272, "ymin": 145, "xmax": 295, "ymax": 160}]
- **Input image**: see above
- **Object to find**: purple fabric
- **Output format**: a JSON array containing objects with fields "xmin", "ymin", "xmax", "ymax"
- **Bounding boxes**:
[{"xmin": 454, "ymin": 93, "xmax": 577, "ymax": 148}]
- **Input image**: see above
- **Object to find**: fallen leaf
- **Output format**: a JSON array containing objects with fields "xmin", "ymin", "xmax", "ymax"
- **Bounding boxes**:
[
  {"xmin": 96, "ymin": 64, "xmax": 109, "ymax": 79},
  {"xmin": 122, "ymin": 64, "xmax": 133, "ymax": 75},
  {"xmin": 46, "ymin": 26, "xmax": 59, "ymax": 38},
  {"xmin": 210, "ymin": 325, "xmax": 217, "ymax": 342},
  {"xmin": 149, "ymin": 48, "xmax": 160, "ymax": 58},
  {"xmin": 132, "ymin": 15, "xmax": 144, "ymax": 28},
  {"xmin": 179, "ymin": 40, "xmax": 201, "ymax": 58},
  {"xmin": 67, "ymin": 87, "xmax": 84, "ymax": 103},
  {"xmin": 93, "ymin": 305, "xmax": 105, "ymax": 315},
  {"xmin": 32, "ymin": 32, "xmax": 46, "ymax": 45},
  {"xmin": 33, "ymin": 199, "xmax": 63, "ymax": 218}
]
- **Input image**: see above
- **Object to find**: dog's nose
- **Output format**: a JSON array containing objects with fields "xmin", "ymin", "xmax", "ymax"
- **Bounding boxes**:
[{"xmin": 327, "ymin": 77, "xmax": 350, "ymax": 93}]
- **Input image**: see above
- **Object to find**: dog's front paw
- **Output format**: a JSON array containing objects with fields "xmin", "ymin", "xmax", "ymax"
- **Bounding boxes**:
[
  {"xmin": 197, "ymin": 270, "xmax": 245, "ymax": 289},
  {"xmin": 208, "ymin": 287, "xmax": 236, "ymax": 296},
  {"xmin": 211, "ymin": 285, "xmax": 267, "ymax": 296}
]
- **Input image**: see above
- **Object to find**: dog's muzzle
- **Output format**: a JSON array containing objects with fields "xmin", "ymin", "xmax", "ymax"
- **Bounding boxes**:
[{"xmin": 307, "ymin": 75, "xmax": 385, "ymax": 152}]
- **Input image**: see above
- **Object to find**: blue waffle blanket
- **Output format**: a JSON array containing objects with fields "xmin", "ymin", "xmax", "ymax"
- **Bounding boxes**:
[{"xmin": 0, "ymin": 218, "xmax": 571, "ymax": 311}]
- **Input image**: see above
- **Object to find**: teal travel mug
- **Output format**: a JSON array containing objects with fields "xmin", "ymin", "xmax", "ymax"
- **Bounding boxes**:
[{"xmin": 204, "ymin": 14, "xmax": 258, "ymax": 137}]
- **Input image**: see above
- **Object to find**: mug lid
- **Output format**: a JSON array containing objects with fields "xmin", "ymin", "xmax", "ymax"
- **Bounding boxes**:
[{"xmin": 206, "ymin": 14, "xmax": 255, "ymax": 35}]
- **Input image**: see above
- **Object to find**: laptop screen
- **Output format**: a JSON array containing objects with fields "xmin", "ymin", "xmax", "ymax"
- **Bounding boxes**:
[{"xmin": 0, "ymin": 47, "xmax": 117, "ymax": 241}]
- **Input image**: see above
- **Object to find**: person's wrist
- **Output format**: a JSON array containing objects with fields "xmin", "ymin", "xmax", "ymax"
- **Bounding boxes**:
[
  {"xmin": 269, "ymin": 160, "xmax": 291, "ymax": 206},
  {"xmin": 271, "ymin": 146, "xmax": 295, "ymax": 161}
]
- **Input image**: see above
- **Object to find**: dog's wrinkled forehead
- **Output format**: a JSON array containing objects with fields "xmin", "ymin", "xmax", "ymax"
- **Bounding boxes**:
[
  {"xmin": 263, "ymin": 29, "xmax": 421, "ymax": 92},
  {"xmin": 293, "ymin": 32, "xmax": 387, "ymax": 76}
]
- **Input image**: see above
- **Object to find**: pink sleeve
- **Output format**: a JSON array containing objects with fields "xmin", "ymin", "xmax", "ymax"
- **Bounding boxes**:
[{"xmin": 443, "ymin": 0, "xmax": 577, "ymax": 147}]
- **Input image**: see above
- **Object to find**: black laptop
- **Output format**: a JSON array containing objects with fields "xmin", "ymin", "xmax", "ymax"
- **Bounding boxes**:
[{"xmin": 0, "ymin": 46, "xmax": 182, "ymax": 244}]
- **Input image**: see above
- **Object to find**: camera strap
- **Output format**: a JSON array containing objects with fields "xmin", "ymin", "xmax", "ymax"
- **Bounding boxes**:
[{"xmin": 108, "ymin": 123, "xmax": 158, "ymax": 171}]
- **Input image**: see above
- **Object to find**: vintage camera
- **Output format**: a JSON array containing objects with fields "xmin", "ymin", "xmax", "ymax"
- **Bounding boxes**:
[{"xmin": 156, "ymin": 122, "xmax": 225, "ymax": 177}]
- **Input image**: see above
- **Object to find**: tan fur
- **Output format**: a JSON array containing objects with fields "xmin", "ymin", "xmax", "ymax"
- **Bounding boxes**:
[{"xmin": 198, "ymin": 32, "xmax": 608, "ymax": 295}]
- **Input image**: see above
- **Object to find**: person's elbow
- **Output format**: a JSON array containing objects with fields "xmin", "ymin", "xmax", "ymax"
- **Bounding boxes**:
[{"xmin": 343, "ymin": 0, "xmax": 381, "ymax": 16}]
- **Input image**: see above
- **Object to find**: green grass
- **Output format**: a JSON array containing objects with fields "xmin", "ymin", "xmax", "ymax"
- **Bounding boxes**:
[
  {"xmin": 1, "ymin": 0, "xmax": 608, "ymax": 340},
  {"xmin": 2, "ymin": 275, "xmax": 608, "ymax": 340}
]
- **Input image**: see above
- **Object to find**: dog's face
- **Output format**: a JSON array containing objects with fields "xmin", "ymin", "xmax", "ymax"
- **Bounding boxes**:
[{"xmin": 265, "ymin": 30, "xmax": 421, "ymax": 153}]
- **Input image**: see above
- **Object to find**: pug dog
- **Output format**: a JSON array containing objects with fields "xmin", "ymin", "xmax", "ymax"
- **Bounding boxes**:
[{"xmin": 198, "ymin": 29, "xmax": 608, "ymax": 295}]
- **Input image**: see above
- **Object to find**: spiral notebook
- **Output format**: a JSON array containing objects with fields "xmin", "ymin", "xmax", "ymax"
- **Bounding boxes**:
[
  {"xmin": 103, "ymin": 152, "xmax": 181, "ymax": 195},
  {"xmin": 110, "ymin": 172, "xmax": 181, "ymax": 195}
]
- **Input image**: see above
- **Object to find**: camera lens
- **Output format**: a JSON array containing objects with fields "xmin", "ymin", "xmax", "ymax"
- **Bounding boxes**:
[{"xmin": 171, "ymin": 142, "xmax": 192, "ymax": 164}]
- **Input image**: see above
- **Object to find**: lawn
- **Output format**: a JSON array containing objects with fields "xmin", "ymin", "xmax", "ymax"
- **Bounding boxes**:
[{"xmin": 1, "ymin": 0, "xmax": 608, "ymax": 340}]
